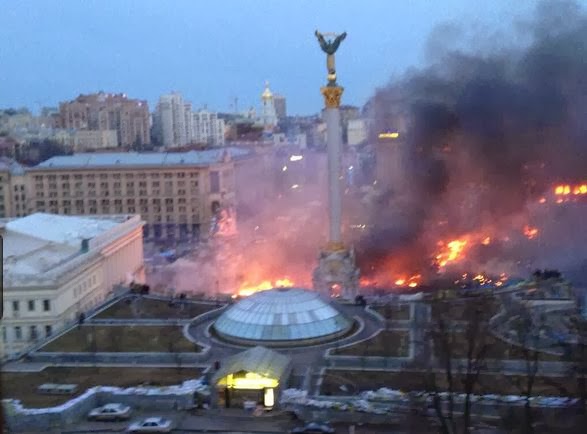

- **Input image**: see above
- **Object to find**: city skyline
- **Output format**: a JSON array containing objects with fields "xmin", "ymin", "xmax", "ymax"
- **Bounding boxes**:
[{"xmin": 0, "ymin": 0, "xmax": 539, "ymax": 115}]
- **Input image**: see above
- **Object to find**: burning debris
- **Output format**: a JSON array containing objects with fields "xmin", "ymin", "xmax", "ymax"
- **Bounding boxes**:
[{"xmin": 360, "ymin": 0, "xmax": 587, "ymax": 286}]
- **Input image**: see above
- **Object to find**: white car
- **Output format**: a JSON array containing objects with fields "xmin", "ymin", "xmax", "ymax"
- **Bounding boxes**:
[
  {"xmin": 88, "ymin": 403, "xmax": 132, "ymax": 421},
  {"xmin": 127, "ymin": 417, "xmax": 173, "ymax": 433}
]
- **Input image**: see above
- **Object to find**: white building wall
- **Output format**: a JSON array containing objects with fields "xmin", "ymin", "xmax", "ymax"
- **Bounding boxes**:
[
  {"xmin": 193, "ymin": 110, "xmax": 224, "ymax": 146},
  {"xmin": 1, "ymin": 215, "xmax": 145, "ymax": 359}
]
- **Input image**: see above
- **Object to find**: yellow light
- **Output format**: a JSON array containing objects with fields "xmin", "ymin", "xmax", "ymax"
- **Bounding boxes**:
[
  {"xmin": 378, "ymin": 132, "xmax": 399, "ymax": 139},
  {"xmin": 264, "ymin": 388, "xmax": 275, "ymax": 408},
  {"xmin": 220, "ymin": 372, "xmax": 279, "ymax": 390}
]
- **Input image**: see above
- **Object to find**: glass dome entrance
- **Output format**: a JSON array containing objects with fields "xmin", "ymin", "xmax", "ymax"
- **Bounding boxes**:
[{"xmin": 213, "ymin": 288, "xmax": 352, "ymax": 345}]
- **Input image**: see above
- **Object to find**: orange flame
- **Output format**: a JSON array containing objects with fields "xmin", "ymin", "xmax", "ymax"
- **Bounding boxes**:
[
  {"xmin": 554, "ymin": 183, "xmax": 587, "ymax": 196},
  {"xmin": 523, "ymin": 225, "xmax": 539, "ymax": 240},
  {"xmin": 435, "ymin": 239, "xmax": 468, "ymax": 268},
  {"xmin": 236, "ymin": 278, "xmax": 294, "ymax": 297}
]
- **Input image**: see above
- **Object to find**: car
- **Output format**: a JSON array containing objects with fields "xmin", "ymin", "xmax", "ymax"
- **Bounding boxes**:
[
  {"xmin": 290, "ymin": 422, "xmax": 336, "ymax": 434},
  {"xmin": 127, "ymin": 417, "xmax": 173, "ymax": 433},
  {"xmin": 88, "ymin": 403, "xmax": 132, "ymax": 421}
]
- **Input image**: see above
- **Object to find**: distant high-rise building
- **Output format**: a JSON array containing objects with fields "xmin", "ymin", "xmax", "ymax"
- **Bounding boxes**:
[
  {"xmin": 154, "ymin": 92, "xmax": 189, "ymax": 148},
  {"xmin": 193, "ymin": 109, "xmax": 225, "ymax": 146},
  {"xmin": 273, "ymin": 94, "xmax": 287, "ymax": 120},
  {"xmin": 260, "ymin": 82, "xmax": 278, "ymax": 129},
  {"xmin": 58, "ymin": 92, "xmax": 150, "ymax": 147}
]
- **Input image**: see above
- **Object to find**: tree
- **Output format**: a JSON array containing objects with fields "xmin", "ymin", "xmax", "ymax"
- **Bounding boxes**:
[
  {"xmin": 509, "ymin": 303, "xmax": 542, "ymax": 434},
  {"xmin": 549, "ymin": 315, "xmax": 587, "ymax": 431},
  {"xmin": 425, "ymin": 294, "xmax": 495, "ymax": 434}
]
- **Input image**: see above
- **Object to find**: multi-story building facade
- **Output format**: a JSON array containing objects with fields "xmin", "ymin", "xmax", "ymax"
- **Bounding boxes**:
[
  {"xmin": 1, "ymin": 212, "xmax": 145, "ymax": 358},
  {"xmin": 192, "ymin": 109, "xmax": 225, "ymax": 146},
  {"xmin": 0, "ymin": 158, "xmax": 27, "ymax": 218},
  {"xmin": 153, "ymin": 92, "xmax": 226, "ymax": 148},
  {"xmin": 58, "ymin": 92, "xmax": 150, "ymax": 147},
  {"xmin": 23, "ymin": 149, "xmax": 247, "ymax": 240},
  {"xmin": 73, "ymin": 130, "xmax": 118, "ymax": 151},
  {"xmin": 153, "ymin": 93, "xmax": 189, "ymax": 148}
]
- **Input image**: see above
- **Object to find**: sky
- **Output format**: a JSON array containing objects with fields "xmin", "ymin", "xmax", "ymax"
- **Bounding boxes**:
[{"xmin": 0, "ymin": 0, "xmax": 545, "ymax": 115}]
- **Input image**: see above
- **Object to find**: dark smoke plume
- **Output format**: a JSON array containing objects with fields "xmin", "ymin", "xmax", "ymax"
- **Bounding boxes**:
[{"xmin": 362, "ymin": 0, "xmax": 587, "ymax": 280}]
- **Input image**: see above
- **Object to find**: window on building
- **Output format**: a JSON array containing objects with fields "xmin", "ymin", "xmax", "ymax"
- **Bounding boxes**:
[
  {"xmin": 43, "ymin": 299, "xmax": 51, "ymax": 312},
  {"xmin": 30, "ymin": 325, "xmax": 38, "ymax": 341},
  {"xmin": 45, "ymin": 325, "xmax": 52, "ymax": 337},
  {"xmin": 210, "ymin": 171, "xmax": 220, "ymax": 193},
  {"xmin": 2, "ymin": 327, "xmax": 6, "ymax": 343},
  {"xmin": 12, "ymin": 300, "xmax": 19, "ymax": 313},
  {"xmin": 14, "ymin": 326, "xmax": 22, "ymax": 340},
  {"xmin": 28, "ymin": 300, "xmax": 35, "ymax": 311}
]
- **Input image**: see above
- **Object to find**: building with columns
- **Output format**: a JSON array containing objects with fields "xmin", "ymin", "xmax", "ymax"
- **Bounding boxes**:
[{"xmin": 1, "ymin": 212, "xmax": 145, "ymax": 359}]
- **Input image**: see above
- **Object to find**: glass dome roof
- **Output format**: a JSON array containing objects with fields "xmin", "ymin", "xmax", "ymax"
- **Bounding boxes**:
[{"xmin": 213, "ymin": 288, "xmax": 352, "ymax": 343}]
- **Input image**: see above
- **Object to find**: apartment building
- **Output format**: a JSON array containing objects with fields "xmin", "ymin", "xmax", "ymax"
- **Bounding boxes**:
[
  {"xmin": 73, "ymin": 129, "xmax": 119, "ymax": 151},
  {"xmin": 153, "ymin": 93, "xmax": 189, "ymax": 148},
  {"xmin": 58, "ymin": 92, "xmax": 150, "ymax": 147},
  {"xmin": 1, "ymin": 212, "xmax": 145, "ymax": 358},
  {"xmin": 0, "ymin": 158, "xmax": 27, "ymax": 218},
  {"xmin": 153, "ymin": 92, "xmax": 226, "ymax": 148},
  {"xmin": 192, "ymin": 109, "xmax": 225, "ymax": 146},
  {"xmin": 24, "ymin": 149, "xmax": 248, "ymax": 240}
]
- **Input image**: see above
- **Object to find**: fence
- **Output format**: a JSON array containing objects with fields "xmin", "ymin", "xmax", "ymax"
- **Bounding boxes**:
[
  {"xmin": 3, "ymin": 379, "xmax": 206, "ymax": 433},
  {"xmin": 27, "ymin": 350, "xmax": 210, "ymax": 365}
]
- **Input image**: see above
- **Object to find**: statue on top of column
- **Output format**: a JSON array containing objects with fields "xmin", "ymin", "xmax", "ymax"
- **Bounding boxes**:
[{"xmin": 315, "ymin": 31, "xmax": 347, "ymax": 86}]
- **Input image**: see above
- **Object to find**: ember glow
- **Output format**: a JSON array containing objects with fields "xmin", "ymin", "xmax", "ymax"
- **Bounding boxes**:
[{"xmin": 523, "ymin": 225, "xmax": 539, "ymax": 240}]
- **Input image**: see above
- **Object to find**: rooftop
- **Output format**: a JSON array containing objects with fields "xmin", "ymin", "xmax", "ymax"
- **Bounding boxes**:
[
  {"xmin": 212, "ymin": 346, "xmax": 290, "ymax": 384},
  {"xmin": 0, "ymin": 157, "xmax": 26, "ymax": 175},
  {"xmin": 2, "ymin": 213, "xmax": 140, "ymax": 287},
  {"xmin": 33, "ymin": 147, "xmax": 251, "ymax": 170}
]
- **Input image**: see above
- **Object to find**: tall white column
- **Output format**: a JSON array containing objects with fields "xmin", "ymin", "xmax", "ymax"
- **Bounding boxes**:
[{"xmin": 324, "ymin": 107, "xmax": 343, "ymax": 244}]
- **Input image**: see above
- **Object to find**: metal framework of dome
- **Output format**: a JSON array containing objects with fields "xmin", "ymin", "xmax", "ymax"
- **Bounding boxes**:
[{"xmin": 213, "ymin": 288, "xmax": 352, "ymax": 345}]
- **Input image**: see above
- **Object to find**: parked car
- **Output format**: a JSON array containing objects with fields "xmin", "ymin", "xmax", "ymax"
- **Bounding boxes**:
[
  {"xmin": 127, "ymin": 417, "xmax": 173, "ymax": 433},
  {"xmin": 290, "ymin": 422, "xmax": 335, "ymax": 434},
  {"xmin": 88, "ymin": 403, "xmax": 132, "ymax": 421}
]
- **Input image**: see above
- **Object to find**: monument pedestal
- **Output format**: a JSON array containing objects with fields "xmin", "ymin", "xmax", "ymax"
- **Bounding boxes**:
[{"xmin": 313, "ymin": 242, "xmax": 360, "ymax": 300}]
